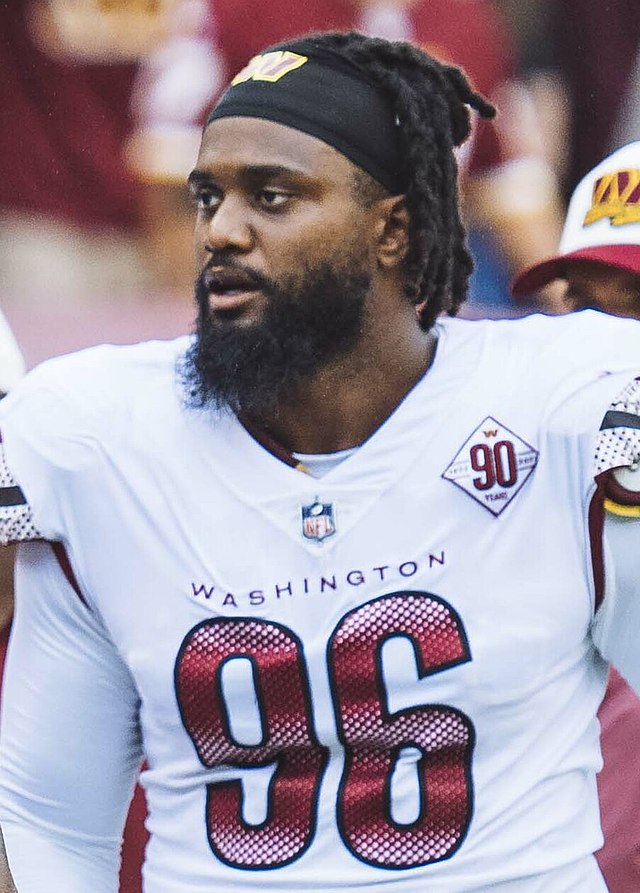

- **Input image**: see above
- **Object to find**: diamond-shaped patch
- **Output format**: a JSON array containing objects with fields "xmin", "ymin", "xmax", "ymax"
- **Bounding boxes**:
[{"xmin": 442, "ymin": 416, "xmax": 538, "ymax": 516}]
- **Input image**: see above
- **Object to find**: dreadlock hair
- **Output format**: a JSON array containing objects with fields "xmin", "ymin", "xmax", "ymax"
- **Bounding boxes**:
[{"xmin": 280, "ymin": 31, "xmax": 496, "ymax": 330}]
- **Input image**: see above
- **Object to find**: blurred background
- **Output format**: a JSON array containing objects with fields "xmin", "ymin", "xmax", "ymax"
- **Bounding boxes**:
[
  {"xmin": 1, "ymin": 2, "xmax": 640, "ymax": 891},
  {"xmin": 4, "ymin": 0, "xmax": 639, "ymax": 372}
]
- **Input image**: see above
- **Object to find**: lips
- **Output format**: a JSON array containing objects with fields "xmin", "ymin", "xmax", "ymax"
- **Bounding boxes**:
[
  {"xmin": 203, "ymin": 267, "xmax": 261, "ymax": 312},
  {"xmin": 203, "ymin": 266, "xmax": 261, "ymax": 295}
]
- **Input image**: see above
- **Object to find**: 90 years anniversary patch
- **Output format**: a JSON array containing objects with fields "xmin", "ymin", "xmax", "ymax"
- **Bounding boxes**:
[{"xmin": 442, "ymin": 417, "xmax": 538, "ymax": 516}]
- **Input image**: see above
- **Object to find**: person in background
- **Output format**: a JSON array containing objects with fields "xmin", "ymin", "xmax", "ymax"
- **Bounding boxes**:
[
  {"xmin": 551, "ymin": 0, "xmax": 640, "ymax": 190},
  {"xmin": 0, "ymin": 0, "xmax": 174, "ymax": 302},
  {"xmin": 611, "ymin": 40, "xmax": 640, "ymax": 151},
  {"xmin": 126, "ymin": 0, "xmax": 223, "ymax": 292},
  {"xmin": 497, "ymin": 0, "xmax": 640, "ymax": 198},
  {"xmin": 512, "ymin": 141, "xmax": 640, "ymax": 892}
]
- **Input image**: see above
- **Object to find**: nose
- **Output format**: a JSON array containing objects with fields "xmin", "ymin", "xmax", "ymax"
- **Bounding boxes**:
[{"xmin": 203, "ymin": 195, "xmax": 254, "ymax": 254}]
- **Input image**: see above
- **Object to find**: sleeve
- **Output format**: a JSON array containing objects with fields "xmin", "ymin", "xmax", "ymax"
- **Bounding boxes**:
[
  {"xmin": 0, "ymin": 359, "xmax": 93, "ymax": 544},
  {"xmin": 594, "ymin": 514, "xmax": 640, "ymax": 694},
  {"xmin": 0, "ymin": 541, "xmax": 143, "ymax": 893},
  {"xmin": 590, "ymin": 378, "xmax": 640, "ymax": 692}
]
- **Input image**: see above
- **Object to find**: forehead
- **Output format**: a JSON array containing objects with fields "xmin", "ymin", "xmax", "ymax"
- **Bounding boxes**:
[{"xmin": 195, "ymin": 116, "xmax": 356, "ymax": 182}]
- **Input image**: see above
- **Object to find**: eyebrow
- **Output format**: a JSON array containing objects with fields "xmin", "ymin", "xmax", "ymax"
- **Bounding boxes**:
[{"xmin": 188, "ymin": 164, "xmax": 313, "ymax": 186}]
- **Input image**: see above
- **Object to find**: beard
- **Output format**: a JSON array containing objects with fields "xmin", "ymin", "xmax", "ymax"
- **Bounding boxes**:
[{"xmin": 181, "ymin": 253, "xmax": 371, "ymax": 419}]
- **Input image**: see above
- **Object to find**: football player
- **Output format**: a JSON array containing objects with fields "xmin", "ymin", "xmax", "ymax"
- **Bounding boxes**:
[{"xmin": 0, "ymin": 32, "xmax": 639, "ymax": 893}]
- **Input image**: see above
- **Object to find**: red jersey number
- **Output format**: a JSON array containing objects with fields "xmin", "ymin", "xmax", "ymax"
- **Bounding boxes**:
[{"xmin": 175, "ymin": 591, "xmax": 474, "ymax": 870}]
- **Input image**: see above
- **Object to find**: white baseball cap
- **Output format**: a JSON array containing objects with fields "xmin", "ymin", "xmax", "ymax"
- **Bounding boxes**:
[{"xmin": 512, "ymin": 141, "xmax": 640, "ymax": 296}]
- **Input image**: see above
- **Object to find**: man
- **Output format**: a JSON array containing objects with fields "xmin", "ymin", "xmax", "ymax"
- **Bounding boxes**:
[
  {"xmin": 0, "ymin": 0, "xmax": 152, "ymax": 300},
  {"xmin": 511, "ymin": 141, "xmax": 640, "ymax": 317},
  {"xmin": 512, "ymin": 140, "xmax": 640, "ymax": 893},
  {"xmin": 0, "ymin": 31, "xmax": 640, "ymax": 893}
]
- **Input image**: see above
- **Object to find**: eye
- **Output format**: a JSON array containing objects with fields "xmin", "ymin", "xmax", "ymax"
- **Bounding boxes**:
[
  {"xmin": 257, "ymin": 189, "xmax": 291, "ymax": 209},
  {"xmin": 190, "ymin": 186, "xmax": 222, "ymax": 212}
]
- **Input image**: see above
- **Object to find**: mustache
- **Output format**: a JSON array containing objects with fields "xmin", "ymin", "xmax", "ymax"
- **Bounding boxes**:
[{"xmin": 198, "ymin": 256, "xmax": 274, "ymax": 294}]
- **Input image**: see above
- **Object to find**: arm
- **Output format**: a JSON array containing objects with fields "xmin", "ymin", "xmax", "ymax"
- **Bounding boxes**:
[{"xmin": 0, "ymin": 541, "xmax": 143, "ymax": 893}]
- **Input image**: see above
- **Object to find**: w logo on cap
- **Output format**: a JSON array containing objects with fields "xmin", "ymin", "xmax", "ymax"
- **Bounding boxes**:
[
  {"xmin": 231, "ymin": 51, "xmax": 308, "ymax": 86},
  {"xmin": 584, "ymin": 168, "xmax": 640, "ymax": 227}
]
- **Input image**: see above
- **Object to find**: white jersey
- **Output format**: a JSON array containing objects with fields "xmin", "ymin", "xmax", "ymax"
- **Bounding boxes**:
[{"xmin": 1, "ymin": 310, "xmax": 640, "ymax": 893}]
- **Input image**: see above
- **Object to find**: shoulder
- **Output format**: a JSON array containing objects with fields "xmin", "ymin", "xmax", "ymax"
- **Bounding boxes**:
[
  {"xmin": 0, "ymin": 337, "xmax": 193, "ymax": 543},
  {"xmin": 547, "ymin": 310, "xmax": 640, "ymax": 360},
  {"xmin": 0, "ymin": 335, "xmax": 193, "ymax": 468},
  {"xmin": 439, "ymin": 313, "xmax": 640, "ymax": 445},
  {"xmin": 2, "ymin": 336, "xmax": 190, "ymax": 420},
  {"xmin": 23, "ymin": 336, "xmax": 190, "ymax": 395},
  {"xmin": 441, "ymin": 310, "xmax": 640, "ymax": 368}
]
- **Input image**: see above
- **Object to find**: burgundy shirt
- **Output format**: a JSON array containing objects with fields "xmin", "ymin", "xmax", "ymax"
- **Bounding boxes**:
[{"xmin": 0, "ymin": 2, "xmax": 141, "ymax": 232}]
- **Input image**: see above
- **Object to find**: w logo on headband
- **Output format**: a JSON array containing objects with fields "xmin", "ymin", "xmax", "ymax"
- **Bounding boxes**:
[
  {"xmin": 584, "ymin": 169, "xmax": 640, "ymax": 227},
  {"xmin": 231, "ymin": 51, "xmax": 308, "ymax": 86}
]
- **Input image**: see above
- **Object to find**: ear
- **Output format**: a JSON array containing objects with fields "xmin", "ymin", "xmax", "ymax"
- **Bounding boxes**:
[{"xmin": 373, "ymin": 194, "xmax": 409, "ymax": 269}]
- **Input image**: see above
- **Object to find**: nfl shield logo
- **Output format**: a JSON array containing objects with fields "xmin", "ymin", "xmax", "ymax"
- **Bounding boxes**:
[{"xmin": 302, "ymin": 500, "xmax": 336, "ymax": 542}]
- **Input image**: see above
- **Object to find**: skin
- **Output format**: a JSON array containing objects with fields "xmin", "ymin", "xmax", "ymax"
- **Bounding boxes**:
[
  {"xmin": 190, "ymin": 116, "xmax": 435, "ymax": 455},
  {"xmin": 563, "ymin": 260, "xmax": 640, "ymax": 318},
  {"xmin": 0, "ymin": 546, "xmax": 15, "ymax": 634},
  {"xmin": 0, "ymin": 829, "xmax": 16, "ymax": 893}
]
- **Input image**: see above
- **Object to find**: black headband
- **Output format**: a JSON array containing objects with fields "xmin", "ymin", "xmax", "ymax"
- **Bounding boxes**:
[{"xmin": 206, "ymin": 40, "xmax": 404, "ymax": 193}]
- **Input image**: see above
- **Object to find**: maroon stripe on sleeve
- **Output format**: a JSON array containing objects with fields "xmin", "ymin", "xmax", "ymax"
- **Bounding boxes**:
[{"xmin": 589, "ymin": 473, "xmax": 608, "ymax": 613}]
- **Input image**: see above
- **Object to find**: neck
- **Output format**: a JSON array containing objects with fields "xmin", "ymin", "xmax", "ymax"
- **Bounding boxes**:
[{"xmin": 250, "ymin": 325, "xmax": 437, "ymax": 455}]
